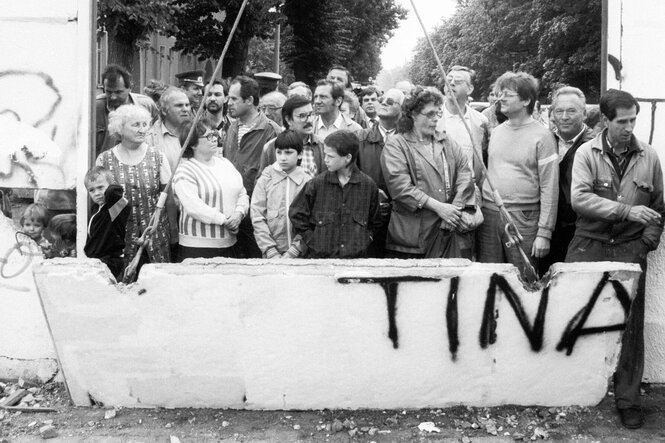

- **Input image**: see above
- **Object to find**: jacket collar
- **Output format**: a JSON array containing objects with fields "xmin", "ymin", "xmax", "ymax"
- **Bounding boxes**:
[
  {"xmin": 270, "ymin": 163, "xmax": 309, "ymax": 185},
  {"xmin": 402, "ymin": 130, "xmax": 449, "ymax": 144},
  {"xmin": 324, "ymin": 163, "xmax": 362, "ymax": 185}
]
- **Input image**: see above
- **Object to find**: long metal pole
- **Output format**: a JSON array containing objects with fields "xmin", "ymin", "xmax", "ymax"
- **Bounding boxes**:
[
  {"xmin": 409, "ymin": 0, "xmax": 538, "ymax": 284},
  {"xmin": 124, "ymin": 0, "xmax": 251, "ymax": 282}
]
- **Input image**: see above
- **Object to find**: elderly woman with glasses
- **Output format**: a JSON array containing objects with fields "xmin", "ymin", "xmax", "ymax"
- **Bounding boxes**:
[
  {"xmin": 380, "ymin": 87, "xmax": 476, "ymax": 258},
  {"xmin": 172, "ymin": 121, "xmax": 249, "ymax": 260}
]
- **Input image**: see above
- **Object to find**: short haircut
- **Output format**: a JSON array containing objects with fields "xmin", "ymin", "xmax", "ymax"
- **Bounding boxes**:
[
  {"xmin": 107, "ymin": 104, "xmax": 151, "ymax": 138},
  {"xmin": 84, "ymin": 166, "xmax": 115, "ymax": 187},
  {"xmin": 287, "ymin": 81, "xmax": 312, "ymax": 100},
  {"xmin": 585, "ymin": 105, "xmax": 602, "ymax": 128},
  {"xmin": 327, "ymin": 64, "xmax": 353, "ymax": 88},
  {"xmin": 552, "ymin": 85, "xmax": 587, "ymax": 108},
  {"xmin": 274, "ymin": 129, "xmax": 304, "ymax": 154},
  {"xmin": 343, "ymin": 90, "xmax": 360, "ymax": 113},
  {"xmin": 261, "ymin": 91, "xmax": 287, "ymax": 107},
  {"xmin": 232, "ymin": 75, "xmax": 260, "ymax": 106},
  {"xmin": 48, "ymin": 214, "xmax": 77, "ymax": 243},
  {"xmin": 21, "ymin": 203, "xmax": 48, "ymax": 226},
  {"xmin": 324, "ymin": 130, "xmax": 359, "ymax": 163},
  {"xmin": 282, "ymin": 95, "xmax": 312, "ymax": 129},
  {"xmin": 179, "ymin": 120, "xmax": 210, "ymax": 158},
  {"xmin": 359, "ymin": 86, "xmax": 380, "ymax": 100},
  {"xmin": 316, "ymin": 79, "xmax": 345, "ymax": 103},
  {"xmin": 143, "ymin": 79, "xmax": 169, "ymax": 104},
  {"xmin": 397, "ymin": 86, "xmax": 444, "ymax": 134},
  {"xmin": 102, "ymin": 64, "xmax": 132, "ymax": 89},
  {"xmin": 448, "ymin": 65, "xmax": 476, "ymax": 84},
  {"xmin": 600, "ymin": 89, "xmax": 640, "ymax": 121},
  {"xmin": 158, "ymin": 86, "xmax": 187, "ymax": 117},
  {"xmin": 495, "ymin": 71, "xmax": 539, "ymax": 114}
]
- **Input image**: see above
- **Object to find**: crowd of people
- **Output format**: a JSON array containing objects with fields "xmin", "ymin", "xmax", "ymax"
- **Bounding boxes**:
[{"xmin": 17, "ymin": 61, "xmax": 662, "ymax": 429}]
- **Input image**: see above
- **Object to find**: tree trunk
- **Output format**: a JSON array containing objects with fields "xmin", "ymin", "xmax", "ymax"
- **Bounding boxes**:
[{"xmin": 107, "ymin": 34, "xmax": 137, "ymax": 76}]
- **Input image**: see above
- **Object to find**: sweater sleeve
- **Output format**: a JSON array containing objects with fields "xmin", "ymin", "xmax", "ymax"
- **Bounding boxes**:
[
  {"xmin": 173, "ymin": 169, "xmax": 226, "ymax": 225},
  {"xmin": 536, "ymin": 132, "xmax": 559, "ymax": 239}
]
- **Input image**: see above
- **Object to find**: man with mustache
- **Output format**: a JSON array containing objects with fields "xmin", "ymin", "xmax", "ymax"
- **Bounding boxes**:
[
  {"xmin": 260, "ymin": 95, "xmax": 327, "ymax": 177},
  {"xmin": 95, "ymin": 64, "xmax": 158, "ymax": 158},
  {"xmin": 203, "ymin": 80, "xmax": 229, "ymax": 131},
  {"xmin": 312, "ymin": 79, "xmax": 362, "ymax": 141},
  {"xmin": 566, "ymin": 89, "xmax": 664, "ymax": 430}
]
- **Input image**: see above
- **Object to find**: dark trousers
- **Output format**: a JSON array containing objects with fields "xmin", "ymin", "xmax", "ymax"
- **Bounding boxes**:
[
  {"xmin": 539, "ymin": 223, "xmax": 575, "ymax": 276},
  {"xmin": 566, "ymin": 235, "xmax": 648, "ymax": 410},
  {"xmin": 234, "ymin": 215, "xmax": 262, "ymax": 259}
]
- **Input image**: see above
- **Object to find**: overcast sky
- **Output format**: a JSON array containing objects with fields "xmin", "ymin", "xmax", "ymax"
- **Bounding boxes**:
[{"xmin": 381, "ymin": 0, "xmax": 457, "ymax": 70}]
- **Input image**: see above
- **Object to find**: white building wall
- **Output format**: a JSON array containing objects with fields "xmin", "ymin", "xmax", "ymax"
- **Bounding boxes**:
[{"xmin": 607, "ymin": 0, "xmax": 665, "ymax": 383}]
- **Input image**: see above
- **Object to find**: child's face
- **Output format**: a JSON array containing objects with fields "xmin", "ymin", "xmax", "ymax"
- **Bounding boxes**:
[
  {"xmin": 87, "ymin": 176, "xmax": 110, "ymax": 206},
  {"xmin": 323, "ymin": 145, "xmax": 350, "ymax": 172},
  {"xmin": 23, "ymin": 218, "xmax": 44, "ymax": 240},
  {"xmin": 275, "ymin": 147, "xmax": 301, "ymax": 174}
]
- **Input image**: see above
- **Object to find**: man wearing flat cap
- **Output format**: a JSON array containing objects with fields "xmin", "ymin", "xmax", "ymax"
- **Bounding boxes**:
[{"xmin": 176, "ymin": 70, "xmax": 204, "ymax": 110}]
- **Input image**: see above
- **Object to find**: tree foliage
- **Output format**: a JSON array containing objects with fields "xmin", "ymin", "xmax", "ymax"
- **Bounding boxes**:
[
  {"xmin": 282, "ymin": 0, "xmax": 407, "ymax": 86},
  {"xmin": 408, "ymin": 0, "xmax": 601, "ymax": 102},
  {"xmin": 97, "ymin": 0, "xmax": 179, "ymax": 73},
  {"xmin": 170, "ymin": 0, "xmax": 282, "ymax": 78}
]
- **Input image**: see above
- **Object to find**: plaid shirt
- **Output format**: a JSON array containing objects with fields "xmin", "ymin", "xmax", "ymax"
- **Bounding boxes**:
[{"xmin": 289, "ymin": 164, "xmax": 381, "ymax": 258}]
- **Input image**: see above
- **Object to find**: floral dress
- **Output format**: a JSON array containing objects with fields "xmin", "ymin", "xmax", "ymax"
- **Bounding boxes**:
[{"xmin": 97, "ymin": 145, "xmax": 171, "ymax": 266}]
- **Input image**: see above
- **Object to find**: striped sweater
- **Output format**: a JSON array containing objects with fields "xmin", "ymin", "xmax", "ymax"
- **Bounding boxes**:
[{"xmin": 173, "ymin": 157, "xmax": 249, "ymax": 248}]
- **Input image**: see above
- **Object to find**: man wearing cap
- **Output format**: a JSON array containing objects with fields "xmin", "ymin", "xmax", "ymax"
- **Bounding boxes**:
[
  {"xmin": 254, "ymin": 72, "xmax": 282, "ymax": 97},
  {"xmin": 224, "ymin": 75, "xmax": 282, "ymax": 258},
  {"xmin": 176, "ymin": 70, "xmax": 204, "ymax": 110},
  {"xmin": 95, "ymin": 64, "xmax": 158, "ymax": 157}
]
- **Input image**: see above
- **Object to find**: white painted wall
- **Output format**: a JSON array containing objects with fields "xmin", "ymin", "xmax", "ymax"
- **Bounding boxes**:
[
  {"xmin": 34, "ymin": 258, "xmax": 640, "ymax": 409},
  {"xmin": 607, "ymin": 0, "xmax": 665, "ymax": 383},
  {"xmin": 0, "ymin": 0, "xmax": 91, "ymax": 381}
]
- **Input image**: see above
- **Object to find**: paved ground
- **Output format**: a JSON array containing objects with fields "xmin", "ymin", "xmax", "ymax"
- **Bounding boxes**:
[{"xmin": 1, "ymin": 382, "xmax": 664, "ymax": 442}]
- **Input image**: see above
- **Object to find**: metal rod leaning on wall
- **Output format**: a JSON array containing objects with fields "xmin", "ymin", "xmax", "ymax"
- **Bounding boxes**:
[
  {"xmin": 634, "ymin": 97, "xmax": 665, "ymax": 145},
  {"xmin": 123, "ymin": 0, "xmax": 251, "ymax": 283},
  {"xmin": 408, "ymin": 0, "xmax": 538, "ymax": 284}
]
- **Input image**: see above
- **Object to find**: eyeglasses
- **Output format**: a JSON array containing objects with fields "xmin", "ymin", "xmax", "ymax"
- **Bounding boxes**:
[
  {"xmin": 553, "ymin": 108, "xmax": 581, "ymax": 117},
  {"xmin": 498, "ymin": 90, "xmax": 520, "ymax": 99},
  {"xmin": 260, "ymin": 105, "xmax": 282, "ymax": 113},
  {"xmin": 379, "ymin": 97, "xmax": 399, "ymax": 106},
  {"xmin": 201, "ymin": 130, "xmax": 220, "ymax": 143},
  {"xmin": 419, "ymin": 109, "xmax": 443, "ymax": 119},
  {"xmin": 294, "ymin": 111, "xmax": 314, "ymax": 121}
]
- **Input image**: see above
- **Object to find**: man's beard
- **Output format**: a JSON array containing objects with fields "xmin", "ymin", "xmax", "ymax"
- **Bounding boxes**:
[{"xmin": 207, "ymin": 102, "xmax": 222, "ymax": 114}]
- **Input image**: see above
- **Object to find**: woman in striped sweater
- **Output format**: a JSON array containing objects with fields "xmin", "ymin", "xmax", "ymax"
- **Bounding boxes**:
[{"xmin": 173, "ymin": 121, "xmax": 249, "ymax": 260}]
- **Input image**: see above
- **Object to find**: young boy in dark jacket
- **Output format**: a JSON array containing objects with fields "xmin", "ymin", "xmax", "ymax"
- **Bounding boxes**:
[
  {"xmin": 289, "ymin": 130, "xmax": 381, "ymax": 258},
  {"xmin": 83, "ymin": 166, "xmax": 129, "ymax": 280}
]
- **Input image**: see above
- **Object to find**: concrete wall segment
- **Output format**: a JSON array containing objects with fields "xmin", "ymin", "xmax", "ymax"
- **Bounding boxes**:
[{"xmin": 33, "ymin": 258, "xmax": 640, "ymax": 409}]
